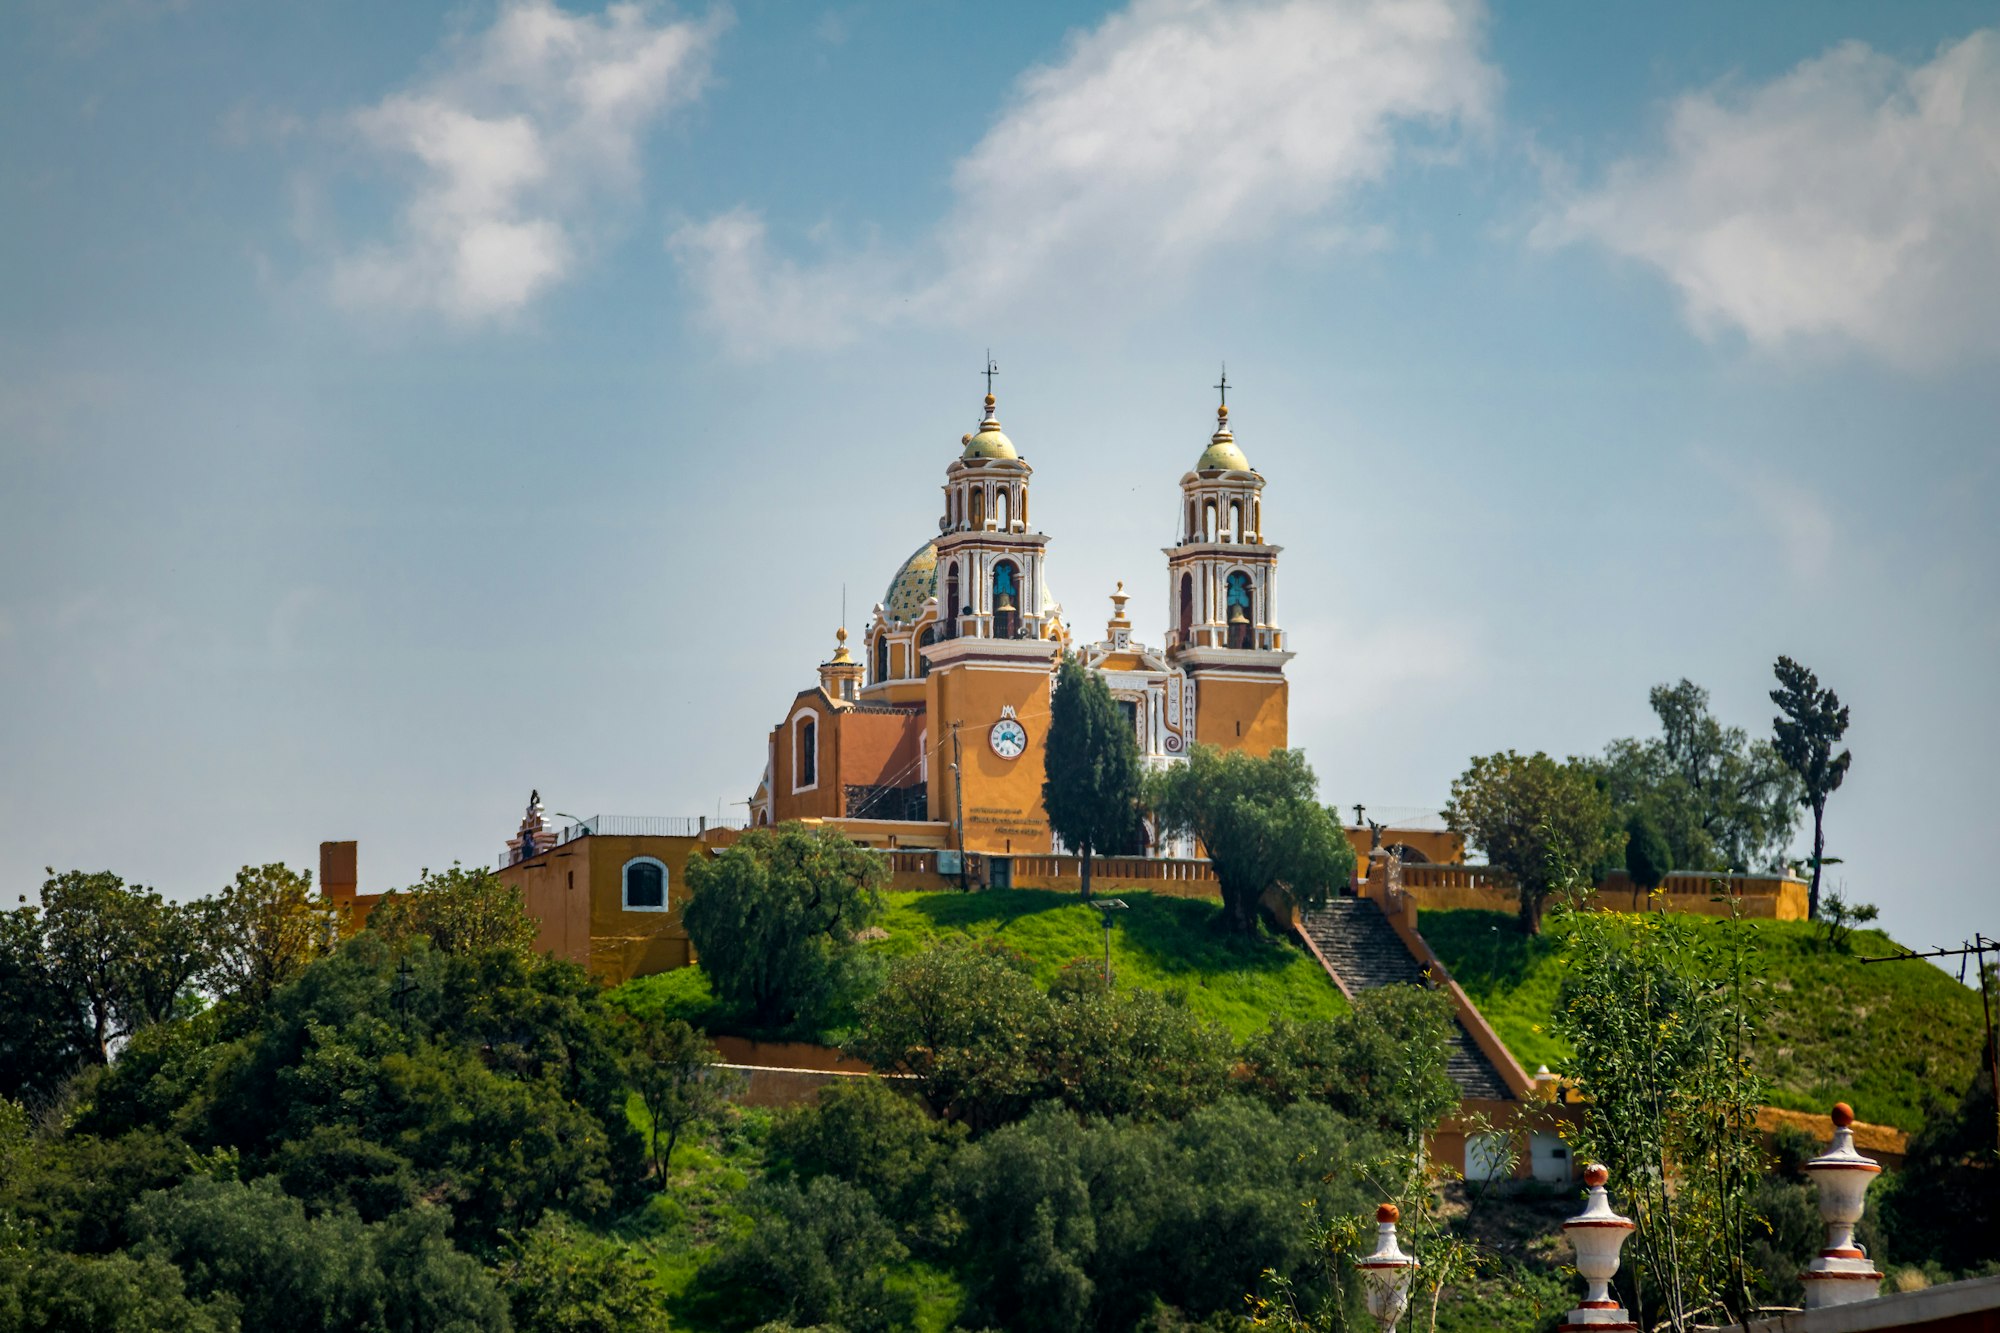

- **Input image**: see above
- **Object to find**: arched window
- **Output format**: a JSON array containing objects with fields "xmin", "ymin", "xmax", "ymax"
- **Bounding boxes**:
[
  {"xmin": 794, "ymin": 714, "xmax": 818, "ymax": 790},
  {"xmin": 996, "ymin": 488, "xmax": 1010, "ymax": 530},
  {"xmin": 1226, "ymin": 571, "xmax": 1255, "ymax": 649},
  {"xmin": 917, "ymin": 626, "xmax": 936, "ymax": 676},
  {"xmin": 1229, "ymin": 500, "xmax": 1243, "ymax": 542},
  {"xmin": 1204, "ymin": 501, "xmax": 1217, "ymax": 542},
  {"xmin": 1186, "ymin": 500, "xmax": 1198, "ymax": 543},
  {"xmin": 944, "ymin": 563, "xmax": 960, "ymax": 639},
  {"xmin": 622, "ymin": 857, "xmax": 667, "ymax": 911},
  {"xmin": 992, "ymin": 561, "xmax": 1021, "ymax": 639},
  {"xmin": 874, "ymin": 633, "xmax": 889, "ymax": 684},
  {"xmin": 1178, "ymin": 573, "xmax": 1193, "ymax": 642},
  {"xmin": 970, "ymin": 489, "xmax": 985, "ymax": 530}
]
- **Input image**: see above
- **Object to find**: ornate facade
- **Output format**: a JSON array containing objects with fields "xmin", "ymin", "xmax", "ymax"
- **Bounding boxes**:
[{"xmin": 750, "ymin": 384, "xmax": 1292, "ymax": 877}]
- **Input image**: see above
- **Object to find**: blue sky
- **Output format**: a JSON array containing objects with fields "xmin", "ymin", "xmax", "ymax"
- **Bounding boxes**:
[{"xmin": 4, "ymin": 0, "xmax": 1996, "ymax": 961}]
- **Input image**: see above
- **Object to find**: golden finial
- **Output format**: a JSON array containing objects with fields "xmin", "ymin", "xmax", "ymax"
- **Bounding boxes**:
[{"xmin": 831, "ymin": 626, "xmax": 852, "ymax": 663}]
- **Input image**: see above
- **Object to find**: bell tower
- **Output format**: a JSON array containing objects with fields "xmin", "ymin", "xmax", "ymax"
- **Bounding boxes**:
[
  {"xmin": 922, "ymin": 366, "xmax": 1065, "ymax": 859},
  {"xmin": 1163, "ymin": 378, "xmax": 1292, "ymax": 755}
]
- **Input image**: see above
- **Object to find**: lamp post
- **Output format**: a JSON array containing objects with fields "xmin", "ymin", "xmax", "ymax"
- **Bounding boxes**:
[{"xmin": 1089, "ymin": 898, "xmax": 1129, "ymax": 986}]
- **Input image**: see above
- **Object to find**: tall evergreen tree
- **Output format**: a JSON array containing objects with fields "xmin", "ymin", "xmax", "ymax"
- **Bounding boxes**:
[
  {"xmin": 1041, "ymin": 654, "xmax": 1144, "ymax": 899},
  {"xmin": 1771, "ymin": 655, "xmax": 1852, "ymax": 920}
]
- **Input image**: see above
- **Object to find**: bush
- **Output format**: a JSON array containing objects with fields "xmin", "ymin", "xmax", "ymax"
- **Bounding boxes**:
[
  {"xmin": 948, "ymin": 1101, "xmax": 1393, "ymax": 1331},
  {"xmin": 682, "ymin": 825, "xmax": 888, "ymax": 1031},
  {"xmin": 697, "ymin": 1176, "xmax": 915, "ymax": 1332},
  {"xmin": 127, "ymin": 1175, "xmax": 506, "ymax": 1332},
  {"xmin": 497, "ymin": 1214, "xmax": 668, "ymax": 1333},
  {"xmin": 766, "ymin": 1077, "xmax": 963, "ymax": 1237},
  {"xmin": 1238, "ymin": 986, "xmax": 1459, "ymax": 1138},
  {"xmin": 848, "ymin": 939, "xmax": 1053, "ymax": 1129}
]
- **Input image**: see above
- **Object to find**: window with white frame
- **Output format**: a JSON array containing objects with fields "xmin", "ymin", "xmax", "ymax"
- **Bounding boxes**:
[
  {"xmin": 792, "ymin": 711, "xmax": 819, "ymax": 791},
  {"xmin": 622, "ymin": 857, "xmax": 668, "ymax": 911}
]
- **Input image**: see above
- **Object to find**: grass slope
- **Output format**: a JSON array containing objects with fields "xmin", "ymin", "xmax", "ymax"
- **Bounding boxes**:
[
  {"xmin": 608, "ymin": 888, "xmax": 1347, "ymax": 1043},
  {"xmin": 873, "ymin": 888, "xmax": 1346, "ymax": 1037},
  {"xmin": 1420, "ymin": 908, "xmax": 1987, "ymax": 1133}
]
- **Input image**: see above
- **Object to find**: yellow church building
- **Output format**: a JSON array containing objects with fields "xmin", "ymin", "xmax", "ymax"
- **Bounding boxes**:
[{"xmin": 748, "ymin": 385, "xmax": 1293, "ymax": 886}]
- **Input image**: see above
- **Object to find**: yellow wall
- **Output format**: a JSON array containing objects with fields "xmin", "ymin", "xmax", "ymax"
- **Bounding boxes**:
[
  {"xmin": 1192, "ymin": 675, "xmax": 1288, "ymax": 755},
  {"xmin": 924, "ymin": 655, "xmax": 1058, "ymax": 855},
  {"xmin": 1395, "ymin": 864, "xmax": 1809, "ymax": 921},
  {"xmin": 498, "ymin": 833, "xmax": 706, "ymax": 985}
]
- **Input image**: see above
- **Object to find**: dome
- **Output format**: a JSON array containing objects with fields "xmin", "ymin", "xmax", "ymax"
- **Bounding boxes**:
[
  {"xmin": 1195, "ymin": 405, "xmax": 1250, "ymax": 471},
  {"xmin": 960, "ymin": 393, "xmax": 1018, "ymax": 460},
  {"xmin": 1196, "ymin": 436, "xmax": 1250, "ymax": 471},
  {"xmin": 962, "ymin": 427, "xmax": 1017, "ymax": 461},
  {"xmin": 882, "ymin": 539, "xmax": 939, "ymax": 623}
]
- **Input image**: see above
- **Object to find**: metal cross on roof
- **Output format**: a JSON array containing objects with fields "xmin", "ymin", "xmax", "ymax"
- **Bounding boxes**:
[
  {"xmin": 1215, "ymin": 364, "xmax": 1230, "ymax": 408},
  {"xmin": 984, "ymin": 352, "xmax": 999, "ymax": 396}
]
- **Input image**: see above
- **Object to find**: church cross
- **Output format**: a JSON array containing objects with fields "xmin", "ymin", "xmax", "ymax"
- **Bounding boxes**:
[
  {"xmin": 984, "ymin": 352, "xmax": 999, "ymax": 396},
  {"xmin": 1214, "ymin": 364, "xmax": 1230, "ymax": 408},
  {"xmin": 1352, "ymin": 802, "xmax": 1366, "ymax": 826}
]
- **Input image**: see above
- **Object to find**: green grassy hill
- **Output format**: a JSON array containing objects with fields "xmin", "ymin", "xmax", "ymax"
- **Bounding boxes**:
[
  {"xmin": 1419, "ymin": 908, "xmax": 1987, "ymax": 1133},
  {"xmin": 871, "ymin": 888, "xmax": 1346, "ymax": 1037},
  {"xmin": 612, "ymin": 889, "xmax": 1346, "ymax": 1042}
]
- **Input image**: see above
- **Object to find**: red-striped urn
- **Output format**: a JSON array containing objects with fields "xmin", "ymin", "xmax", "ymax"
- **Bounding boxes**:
[
  {"xmin": 1558, "ymin": 1164, "xmax": 1637, "ymax": 1331},
  {"xmin": 1801, "ymin": 1103, "xmax": 1884, "ymax": 1309}
]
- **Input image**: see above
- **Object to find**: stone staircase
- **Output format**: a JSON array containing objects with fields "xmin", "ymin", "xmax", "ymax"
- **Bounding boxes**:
[{"xmin": 1299, "ymin": 899, "xmax": 1512, "ymax": 1101}]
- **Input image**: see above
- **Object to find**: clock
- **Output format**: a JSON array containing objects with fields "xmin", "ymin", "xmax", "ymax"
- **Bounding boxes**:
[{"xmin": 989, "ymin": 715, "xmax": 1028, "ymax": 759}]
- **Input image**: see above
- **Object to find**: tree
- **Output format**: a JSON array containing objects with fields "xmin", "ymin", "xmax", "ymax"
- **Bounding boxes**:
[
  {"xmin": 1554, "ymin": 907, "xmax": 1769, "ymax": 1330},
  {"xmin": 1624, "ymin": 809, "xmax": 1673, "ymax": 895},
  {"xmin": 1771, "ymin": 655, "xmax": 1852, "ymax": 921},
  {"xmin": 201, "ymin": 862, "xmax": 336, "ymax": 1008},
  {"xmin": 127, "ymin": 1174, "xmax": 508, "ymax": 1332},
  {"xmin": 697, "ymin": 1176, "xmax": 915, "ymax": 1332},
  {"xmin": 848, "ymin": 938, "xmax": 1051, "ymax": 1129},
  {"xmin": 1442, "ymin": 751, "xmax": 1617, "ymax": 934},
  {"xmin": 1042, "ymin": 653, "xmax": 1145, "ymax": 898},
  {"xmin": 1238, "ymin": 987, "xmax": 1459, "ymax": 1141},
  {"xmin": 0, "ymin": 904, "xmax": 91, "ymax": 1104},
  {"xmin": 1043, "ymin": 961, "xmax": 1235, "ymax": 1120},
  {"xmin": 497, "ymin": 1213, "xmax": 670, "ymax": 1333},
  {"xmin": 681, "ymin": 823, "xmax": 887, "ymax": 1030},
  {"xmin": 766, "ymin": 1077, "xmax": 965, "ymax": 1232},
  {"xmin": 37, "ymin": 870, "xmax": 205, "ymax": 1062},
  {"xmin": 622, "ymin": 1013, "xmax": 732, "ymax": 1182},
  {"xmin": 1594, "ymin": 680, "xmax": 1801, "ymax": 874},
  {"xmin": 1148, "ymin": 746, "xmax": 1354, "ymax": 934},
  {"xmin": 367, "ymin": 863, "xmax": 540, "ymax": 958}
]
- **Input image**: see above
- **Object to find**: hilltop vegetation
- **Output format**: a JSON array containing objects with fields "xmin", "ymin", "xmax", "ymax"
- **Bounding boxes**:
[
  {"xmin": 1420, "ymin": 907, "xmax": 1987, "ymax": 1132},
  {"xmin": 616, "ymin": 887, "xmax": 1348, "ymax": 1043}
]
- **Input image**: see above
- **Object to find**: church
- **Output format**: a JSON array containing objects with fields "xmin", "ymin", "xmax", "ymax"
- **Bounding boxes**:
[{"xmin": 746, "ymin": 380, "xmax": 1295, "ymax": 886}]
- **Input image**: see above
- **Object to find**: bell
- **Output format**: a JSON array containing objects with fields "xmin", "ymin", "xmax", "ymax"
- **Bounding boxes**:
[
  {"xmin": 1228, "ymin": 604, "xmax": 1249, "ymax": 625},
  {"xmin": 995, "ymin": 592, "xmax": 1016, "ymax": 613}
]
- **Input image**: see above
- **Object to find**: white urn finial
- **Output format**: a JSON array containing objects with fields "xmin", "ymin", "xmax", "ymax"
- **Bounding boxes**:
[
  {"xmin": 1558, "ymin": 1165, "xmax": 1637, "ymax": 1331},
  {"xmin": 1800, "ymin": 1103, "xmax": 1884, "ymax": 1309},
  {"xmin": 1357, "ymin": 1203, "xmax": 1418, "ymax": 1332}
]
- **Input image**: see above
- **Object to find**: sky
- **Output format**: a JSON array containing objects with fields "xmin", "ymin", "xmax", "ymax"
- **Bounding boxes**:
[{"xmin": 3, "ymin": 0, "xmax": 1996, "ymax": 963}]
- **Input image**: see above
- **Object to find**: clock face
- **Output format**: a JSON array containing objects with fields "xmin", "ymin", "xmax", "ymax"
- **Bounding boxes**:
[{"xmin": 989, "ymin": 717, "xmax": 1029, "ymax": 759}]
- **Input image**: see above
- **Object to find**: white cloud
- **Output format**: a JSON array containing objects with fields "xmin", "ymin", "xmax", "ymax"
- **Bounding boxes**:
[
  {"xmin": 330, "ymin": 0, "xmax": 723, "ymax": 322},
  {"xmin": 673, "ymin": 0, "xmax": 1495, "ymax": 355},
  {"xmin": 1537, "ymin": 31, "xmax": 2000, "ymax": 369}
]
